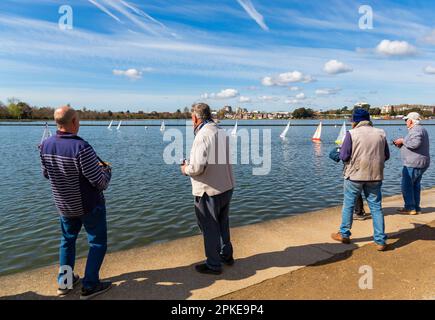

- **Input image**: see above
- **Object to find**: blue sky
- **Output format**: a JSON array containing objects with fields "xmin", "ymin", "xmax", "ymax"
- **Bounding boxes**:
[{"xmin": 1, "ymin": 0, "xmax": 435, "ymax": 111}]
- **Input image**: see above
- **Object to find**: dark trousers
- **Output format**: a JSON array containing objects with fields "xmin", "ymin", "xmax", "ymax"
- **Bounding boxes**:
[
  {"xmin": 194, "ymin": 189, "xmax": 233, "ymax": 270},
  {"xmin": 355, "ymin": 194, "xmax": 365, "ymax": 215}
]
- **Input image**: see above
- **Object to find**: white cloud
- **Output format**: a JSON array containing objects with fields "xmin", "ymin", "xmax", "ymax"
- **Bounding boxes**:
[
  {"xmin": 239, "ymin": 96, "xmax": 252, "ymax": 103},
  {"xmin": 285, "ymin": 99, "xmax": 302, "ymax": 104},
  {"xmin": 261, "ymin": 76, "xmax": 274, "ymax": 86},
  {"xmin": 285, "ymin": 92, "xmax": 306, "ymax": 104},
  {"xmin": 262, "ymin": 71, "xmax": 314, "ymax": 86},
  {"xmin": 295, "ymin": 92, "xmax": 306, "ymax": 100},
  {"xmin": 315, "ymin": 88, "xmax": 341, "ymax": 96},
  {"xmin": 201, "ymin": 88, "xmax": 239, "ymax": 100},
  {"xmin": 375, "ymin": 40, "xmax": 417, "ymax": 57},
  {"xmin": 217, "ymin": 88, "xmax": 239, "ymax": 99},
  {"xmin": 423, "ymin": 65, "xmax": 435, "ymax": 74},
  {"xmin": 236, "ymin": 0, "xmax": 269, "ymax": 31},
  {"xmin": 113, "ymin": 68, "xmax": 143, "ymax": 79},
  {"xmin": 324, "ymin": 60, "xmax": 353, "ymax": 75},
  {"xmin": 289, "ymin": 86, "xmax": 300, "ymax": 91},
  {"xmin": 258, "ymin": 95, "xmax": 279, "ymax": 101}
]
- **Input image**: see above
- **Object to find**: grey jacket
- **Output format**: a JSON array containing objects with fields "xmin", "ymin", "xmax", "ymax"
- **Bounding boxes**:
[
  {"xmin": 401, "ymin": 124, "xmax": 430, "ymax": 169},
  {"xmin": 342, "ymin": 121, "xmax": 389, "ymax": 181},
  {"xmin": 185, "ymin": 122, "xmax": 235, "ymax": 197}
]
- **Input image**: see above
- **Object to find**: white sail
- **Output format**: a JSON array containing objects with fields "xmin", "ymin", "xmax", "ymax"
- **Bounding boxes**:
[
  {"xmin": 160, "ymin": 121, "xmax": 165, "ymax": 132},
  {"xmin": 107, "ymin": 120, "xmax": 113, "ymax": 130},
  {"xmin": 280, "ymin": 121, "xmax": 291, "ymax": 139},
  {"xmin": 335, "ymin": 121, "xmax": 347, "ymax": 145},
  {"xmin": 40, "ymin": 122, "xmax": 52, "ymax": 145},
  {"xmin": 312, "ymin": 121, "xmax": 322, "ymax": 141},
  {"xmin": 231, "ymin": 121, "xmax": 238, "ymax": 136},
  {"xmin": 116, "ymin": 121, "xmax": 122, "ymax": 130}
]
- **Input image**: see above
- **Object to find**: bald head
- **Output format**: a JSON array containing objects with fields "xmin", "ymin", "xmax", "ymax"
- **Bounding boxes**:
[{"xmin": 54, "ymin": 106, "xmax": 79, "ymax": 133}]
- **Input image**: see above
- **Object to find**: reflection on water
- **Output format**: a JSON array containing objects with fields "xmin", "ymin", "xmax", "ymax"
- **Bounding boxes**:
[{"xmin": 0, "ymin": 121, "xmax": 434, "ymax": 276}]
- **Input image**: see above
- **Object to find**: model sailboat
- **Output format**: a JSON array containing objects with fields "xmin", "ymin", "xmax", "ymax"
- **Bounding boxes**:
[
  {"xmin": 231, "ymin": 121, "xmax": 238, "ymax": 136},
  {"xmin": 335, "ymin": 121, "xmax": 347, "ymax": 145},
  {"xmin": 107, "ymin": 120, "xmax": 113, "ymax": 130},
  {"xmin": 116, "ymin": 121, "xmax": 122, "ymax": 130},
  {"xmin": 312, "ymin": 121, "xmax": 322, "ymax": 142},
  {"xmin": 280, "ymin": 121, "xmax": 291, "ymax": 139},
  {"xmin": 40, "ymin": 122, "xmax": 52, "ymax": 145},
  {"xmin": 160, "ymin": 121, "xmax": 166, "ymax": 132}
]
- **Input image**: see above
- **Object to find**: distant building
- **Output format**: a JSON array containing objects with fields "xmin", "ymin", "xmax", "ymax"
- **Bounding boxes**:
[
  {"xmin": 381, "ymin": 105, "xmax": 394, "ymax": 114},
  {"xmin": 381, "ymin": 104, "xmax": 435, "ymax": 115},
  {"xmin": 223, "ymin": 106, "xmax": 233, "ymax": 113}
]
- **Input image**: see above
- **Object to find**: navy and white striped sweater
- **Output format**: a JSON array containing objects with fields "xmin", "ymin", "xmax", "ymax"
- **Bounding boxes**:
[{"xmin": 40, "ymin": 131, "xmax": 111, "ymax": 217}]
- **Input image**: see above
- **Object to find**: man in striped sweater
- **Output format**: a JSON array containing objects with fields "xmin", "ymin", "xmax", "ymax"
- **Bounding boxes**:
[{"xmin": 40, "ymin": 106, "xmax": 112, "ymax": 299}]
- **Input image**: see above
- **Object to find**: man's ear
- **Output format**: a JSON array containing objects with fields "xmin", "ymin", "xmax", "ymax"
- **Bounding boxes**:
[{"xmin": 192, "ymin": 113, "xmax": 198, "ymax": 123}]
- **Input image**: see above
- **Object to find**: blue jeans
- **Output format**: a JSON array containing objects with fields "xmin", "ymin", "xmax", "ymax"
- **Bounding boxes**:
[
  {"xmin": 401, "ymin": 166, "xmax": 427, "ymax": 212},
  {"xmin": 340, "ymin": 180, "xmax": 387, "ymax": 245},
  {"xmin": 58, "ymin": 205, "xmax": 107, "ymax": 289}
]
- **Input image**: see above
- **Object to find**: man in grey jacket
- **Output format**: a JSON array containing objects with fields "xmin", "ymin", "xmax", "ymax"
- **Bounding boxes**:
[
  {"xmin": 393, "ymin": 112, "xmax": 430, "ymax": 215},
  {"xmin": 181, "ymin": 103, "xmax": 236, "ymax": 275}
]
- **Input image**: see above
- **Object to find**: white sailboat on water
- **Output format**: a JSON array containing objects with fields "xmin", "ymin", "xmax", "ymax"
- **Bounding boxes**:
[
  {"xmin": 280, "ymin": 121, "xmax": 291, "ymax": 139},
  {"xmin": 107, "ymin": 120, "xmax": 113, "ymax": 130},
  {"xmin": 335, "ymin": 121, "xmax": 347, "ymax": 145},
  {"xmin": 116, "ymin": 121, "xmax": 122, "ymax": 130},
  {"xmin": 231, "ymin": 121, "xmax": 238, "ymax": 136},
  {"xmin": 40, "ymin": 122, "xmax": 52, "ymax": 145},
  {"xmin": 312, "ymin": 121, "xmax": 322, "ymax": 142},
  {"xmin": 160, "ymin": 120, "xmax": 165, "ymax": 132}
]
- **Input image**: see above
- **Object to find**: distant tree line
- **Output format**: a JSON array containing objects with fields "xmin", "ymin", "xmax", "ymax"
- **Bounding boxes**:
[
  {"xmin": 292, "ymin": 108, "xmax": 316, "ymax": 119},
  {"xmin": 0, "ymin": 99, "xmax": 192, "ymax": 120}
]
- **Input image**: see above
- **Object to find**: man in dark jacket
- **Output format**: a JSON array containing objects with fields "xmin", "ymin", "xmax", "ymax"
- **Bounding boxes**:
[{"xmin": 40, "ymin": 106, "xmax": 112, "ymax": 299}]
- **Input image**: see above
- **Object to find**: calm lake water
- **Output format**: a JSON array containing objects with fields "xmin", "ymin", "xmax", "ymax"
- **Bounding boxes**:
[{"xmin": 0, "ymin": 120, "xmax": 434, "ymax": 276}]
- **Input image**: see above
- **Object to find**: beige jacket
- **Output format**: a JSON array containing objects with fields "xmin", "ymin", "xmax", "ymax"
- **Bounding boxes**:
[
  {"xmin": 185, "ymin": 122, "xmax": 235, "ymax": 196},
  {"xmin": 343, "ymin": 122, "xmax": 388, "ymax": 181}
]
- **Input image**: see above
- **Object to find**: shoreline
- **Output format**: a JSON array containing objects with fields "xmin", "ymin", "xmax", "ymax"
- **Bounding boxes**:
[
  {"xmin": 1, "ymin": 188, "xmax": 434, "ymax": 300},
  {"xmin": 2, "ymin": 121, "xmax": 435, "ymax": 127}
]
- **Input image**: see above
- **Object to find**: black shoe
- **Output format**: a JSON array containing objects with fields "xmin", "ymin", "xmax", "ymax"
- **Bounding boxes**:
[
  {"xmin": 353, "ymin": 213, "xmax": 371, "ymax": 221},
  {"xmin": 57, "ymin": 274, "xmax": 80, "ymax": 296},
  {"xmin": 80, "ymin": 281, "xmax": 112, "ymax": 300},
  {"xmin": 221, "ymin": 255, "xmax": 235, "ymax": 266},
  {"xmin": 195, "ymin": 263, "xmax": 222, "ymax": 275}
]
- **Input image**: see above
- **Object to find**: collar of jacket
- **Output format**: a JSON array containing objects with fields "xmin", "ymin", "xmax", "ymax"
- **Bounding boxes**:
[
  {"xmin": 56, "ymin": 130, "xmax": 83, "ymax": 140},
  {"xmin": 354, "ymin": 120, "xmax": 373, "ymax": 129},
  {"xmin": 194, "ymin": 119, "xmax": 214, "ymax": 136},
  {"xmin": 408, "ymin": 123, "xmax": 420, "ymax": 131}
]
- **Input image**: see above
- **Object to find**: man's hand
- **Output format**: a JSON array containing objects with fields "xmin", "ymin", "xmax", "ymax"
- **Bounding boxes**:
[
  {"xmin": 180, "ymin": 160, "xmax": 188, "ymax": 176},
  {"xmin": 393, "ymin": 138, "xmax": 404, "ymax": 147}
]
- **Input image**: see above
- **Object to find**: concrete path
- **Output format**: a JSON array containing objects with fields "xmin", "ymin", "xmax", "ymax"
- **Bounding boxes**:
[
  {"xmin": 220, "ymin": 220, "xmax": 435, "ymax": 300},
  {"xmin": 1, "ymin": 189, "xmax": 435, "ymax": 300}
]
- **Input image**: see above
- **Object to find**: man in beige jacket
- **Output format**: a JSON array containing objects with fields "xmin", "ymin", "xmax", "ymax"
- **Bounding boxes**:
[
  {"xmin": 331, "ymin": 108, "xmax": 390, "ymax": 251},
  {"xmin": 181, "ymin": 103, "xmax": 235, "ymax": 275}
]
